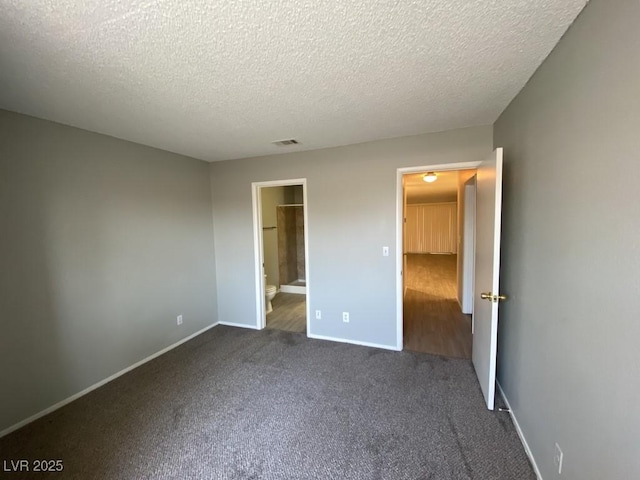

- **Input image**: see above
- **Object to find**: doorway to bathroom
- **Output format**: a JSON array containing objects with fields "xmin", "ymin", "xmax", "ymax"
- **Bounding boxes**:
[
  {"xmin": 400, "ymin": 168, "xmax": 477, "ymax": 359},
  {"xmin": 252, "ymin": 179, "xmax": 309, "ymax": 334}
]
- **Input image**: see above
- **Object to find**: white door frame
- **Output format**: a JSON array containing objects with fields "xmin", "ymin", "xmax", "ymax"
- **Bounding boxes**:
[
  {"xmin": 395, "ymin": 162, "xmax": 481, "ymax": 350},
  {"xmin": 461, "ymin": 176, "xmax": 477, "ymax": 318},
  {"xmin": 252, "ymin": 178, "xmax": 310, "ymax": 332}
]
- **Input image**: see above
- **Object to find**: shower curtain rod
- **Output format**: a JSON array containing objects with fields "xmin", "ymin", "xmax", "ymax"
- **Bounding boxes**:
[{"xmin": 276, "ymin": 204, "xmax": 304, "ymax": 207}]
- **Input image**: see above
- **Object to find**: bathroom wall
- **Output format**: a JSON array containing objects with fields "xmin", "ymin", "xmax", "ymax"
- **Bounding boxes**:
[
  {"xmin": 0, "ymin": 109, "xmax": 217, "ymax": 433},
  {"xmin": 283, "ymin": 185, "xmax": 303, "ymax": 205},
  {"xmin": 277, "ymin": 205, "xmax": 305, "ymax": 285},
  {"xmin": 260, "ymin": 187, "xmax": 286, "ymax": 288},
  {"xmin": 210, "ymin": 125, "xmax": 492, "ymax": 347},
  {"xmin": 295, "ymin": 206, "xmax": 305, "ymax": 281}
]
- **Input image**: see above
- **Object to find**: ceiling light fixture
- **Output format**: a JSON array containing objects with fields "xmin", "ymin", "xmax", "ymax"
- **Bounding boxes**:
[{"xmin": 423, "ymin": 172, "xmax": 437, "ymax": 183}]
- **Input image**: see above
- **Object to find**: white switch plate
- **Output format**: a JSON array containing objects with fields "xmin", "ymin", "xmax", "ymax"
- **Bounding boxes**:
[
  {"xmin": 177, "ymin": 315, "xmax": 183, "ymax": 325},
  {"xmin": 382, "ymin": 246, "xmax": 389, "ymax": 256},
  {"xmin": 315, "ymin": 310, "xmax": 321, "ymax": 319},
  {"xmin": 342, "ymin": 312, "xmax": 349, "ymax": 323}
]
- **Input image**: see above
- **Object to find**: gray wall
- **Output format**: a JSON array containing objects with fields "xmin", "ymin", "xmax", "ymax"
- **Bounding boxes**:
[
  {"xmin": 0, "ymin": 110, "xmax": 217, "ymax": 433},
  {"xmin": 494, "ymin": 0, "xmax": 640, "ymax": 478},
  {"xmin": 211, "ymin": 126, "xmax": 492, "ymax": 346}
]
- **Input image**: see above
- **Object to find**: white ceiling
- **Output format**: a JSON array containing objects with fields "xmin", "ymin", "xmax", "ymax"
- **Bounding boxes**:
[{"xmin": 0, "ymin": 0, "xmax": 587, "ymax": 162}]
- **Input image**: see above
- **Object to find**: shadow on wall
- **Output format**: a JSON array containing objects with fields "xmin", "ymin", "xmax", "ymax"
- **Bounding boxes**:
[{"xmin": 0, "ymin": 141, "xmax": 71, "ymax": 431}]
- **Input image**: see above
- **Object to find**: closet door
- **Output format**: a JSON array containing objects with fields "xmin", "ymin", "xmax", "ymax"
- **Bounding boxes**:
[{"xmin": 405, "ymin": 203, "xmax": 457, "ymax": 254}]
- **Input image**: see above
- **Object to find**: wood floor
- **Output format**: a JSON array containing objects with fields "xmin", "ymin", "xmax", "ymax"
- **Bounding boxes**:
[
  {"xmin": 266, "ymin": 292, "xmax": 306, "ymax": 333},
  {"xmin": 403, "ymin": 253, "xmax": 472, "ymax": 358}
]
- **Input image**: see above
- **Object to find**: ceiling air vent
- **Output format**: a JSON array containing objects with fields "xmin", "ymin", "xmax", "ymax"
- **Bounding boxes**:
[{"xmin": 272, "ymin": 139, "xmax": 299, "ymax": 146}]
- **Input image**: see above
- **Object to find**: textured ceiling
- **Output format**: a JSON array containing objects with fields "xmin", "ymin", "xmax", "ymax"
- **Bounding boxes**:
[{"xmin": 0, "ymin": 0, "xmax": 587, "ymax": 162}]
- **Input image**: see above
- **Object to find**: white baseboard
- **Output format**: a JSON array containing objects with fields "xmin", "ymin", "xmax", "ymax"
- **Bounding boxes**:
[
  {"xmin": 279, "ymin": 285, "xmax": 306, "ymax": 294},
  {"xmin": 0, "ymin": 322, "xmax": 219, "ymax": 439},
  {"xmin": 497, "ymin": 382, "xmax": 543, "ymax": 480},
  {"xmin": 218, "ymin": 321, "xmax": 261, "ymax": 330},
  {"xmin": 307, "ymin": 332, "xmax": 400, "ymax": 351}
]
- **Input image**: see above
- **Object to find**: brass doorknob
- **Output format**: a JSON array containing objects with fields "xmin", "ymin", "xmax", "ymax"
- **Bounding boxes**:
[{"xmin": 480, "ymin": 292, "xmax": 507, "ymax": 303}]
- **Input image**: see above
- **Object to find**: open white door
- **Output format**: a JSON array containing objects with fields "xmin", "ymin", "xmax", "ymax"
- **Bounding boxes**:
[{"xmin": 472, "ymin": 148, "xmax": 504, "ymax": 410}]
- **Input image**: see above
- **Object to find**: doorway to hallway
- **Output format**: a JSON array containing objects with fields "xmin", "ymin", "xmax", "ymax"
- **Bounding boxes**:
[
  {"xmin": 396, "ymin": 150, "xmax": 505, "ymax": 410},
  {"xmin": 400, "ymin": 169, "xmax": 476, "ymax": 358}
]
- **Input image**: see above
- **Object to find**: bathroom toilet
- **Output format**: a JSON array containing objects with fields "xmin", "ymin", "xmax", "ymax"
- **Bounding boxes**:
[{"xmin": 265, "ymin": 275, "xmax": 277, "ymax": 314}]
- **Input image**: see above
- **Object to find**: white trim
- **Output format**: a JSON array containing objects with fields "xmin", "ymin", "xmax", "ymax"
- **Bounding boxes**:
[
  {"xmin": 251, "ymin": 179, "xmax": 310, "ymax": 334},
  {"xmin": 252, "ymin": 179, "xmax": 307, "ymax": 188},
  {"xmin": 218, "ymin": 321, "xmax": 261, "ymax": 330},
  {"xmin": 308, "ymin": 333, "xmax": 400, "ymax": 351},
  {"xmin": 486, "ymin": 148, "xmax": 504, "ymax": 410},
  {"xmin": 0, "ymin": 322, "xmax": 219, "ymax": 439},
  {"xmin": 302, "ymin": 182, "xmax": 311, "ymax": 336},
  {"xmin": 279, "ymin": 285, "xmax": 306, "ymax": 294},
  {"xmin": 497, "ymin": 382, "xmax": 543, "ymax": 480},
  {"xmin": 461, "ymin": 178, "xmax": 477, "ymax": 317},
  {"xmin": 396, "ymin": 161, "xmax": 482, "ymax": 351},
  {"xmin": 251, "ymin": 183, "xmax": 266, "ymax": 329}
]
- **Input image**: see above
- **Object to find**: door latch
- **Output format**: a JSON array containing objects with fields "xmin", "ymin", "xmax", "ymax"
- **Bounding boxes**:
[{"xmin": 480, "ymin": 292, "xmax": 507, "ymax": 303}]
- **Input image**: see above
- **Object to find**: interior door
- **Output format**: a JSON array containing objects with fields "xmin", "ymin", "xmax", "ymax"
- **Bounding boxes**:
[{"xmin": 472, "ymin": 148, "xmax": 504, "ymax": 410}]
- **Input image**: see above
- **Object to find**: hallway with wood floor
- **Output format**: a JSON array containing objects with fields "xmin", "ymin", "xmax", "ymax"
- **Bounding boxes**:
[{"xmin": 403, "ymin": 253, "xmax": 472, "ymax": 358}]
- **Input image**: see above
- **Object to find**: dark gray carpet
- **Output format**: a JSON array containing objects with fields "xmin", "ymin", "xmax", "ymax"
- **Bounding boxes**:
[{"xmin": 0, "ymin": 326, "xmax": 535, "ymax": 479}]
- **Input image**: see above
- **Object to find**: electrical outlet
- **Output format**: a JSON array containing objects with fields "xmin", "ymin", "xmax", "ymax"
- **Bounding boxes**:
[
  {"xmin": 315, "ymin": 310, "xmax": 321, "ymax": 320},
  {"xmin": 177, "ymin": 315, "xmax": 183, "ymax": 326},
  {"xmin": 554, "ymin": 443, "xmax": 563, "ymax": 475},
  {"xmin": 382, "ymin": 246, "xmax": 389, "ymax": 257},
  {"xmin": 342, "ymin": 312, "xmax": 349, "ymax": 323}
]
